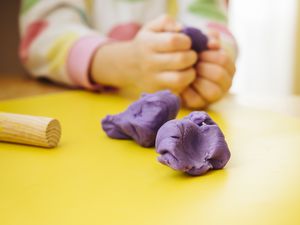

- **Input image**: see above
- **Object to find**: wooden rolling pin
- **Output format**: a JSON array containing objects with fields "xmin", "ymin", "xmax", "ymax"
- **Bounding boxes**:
[{"xmin": 0, "ymin": 112, "xmax": 61, "ymax": 148}]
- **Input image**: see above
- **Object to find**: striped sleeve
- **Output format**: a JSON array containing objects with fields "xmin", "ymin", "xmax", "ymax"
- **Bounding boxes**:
[
  {"xmin": 19, "ymin": 0, "xmax": 110, "ymax": 90},
  {"xmin": 178, "ymin": 0, "xmax": 238, "ymax": 60}
]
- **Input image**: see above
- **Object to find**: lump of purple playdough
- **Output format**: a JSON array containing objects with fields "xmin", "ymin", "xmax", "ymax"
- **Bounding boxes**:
[
  {"xmin": 182, "ymin": 27, "xmax": 208, "ymax": 52},
  {"xmin": 155, "ymin": 111, "xmax": 230, "ymax": 176},
  {"xmin": 101, "ymin": 90, "xmax": 180, "ymax": 147}
]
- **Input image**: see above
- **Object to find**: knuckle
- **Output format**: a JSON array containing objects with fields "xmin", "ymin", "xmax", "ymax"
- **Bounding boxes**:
[
  {"xmin": 215, "ymin": 68, "xmax": 227, "ymax": 80},
  {"xmin": 184, "ymin": 68, "xmax": 196, "ymax": 82},
  {"xmin": 176, "ymin": 52, "xmax": 197, "ymax": 67},
  {"xmin": 206, "ymin": 88, "xmax": 222, "ymax": 102},
  {"xmin": 167, "ymin": 35, "xmax": 180, "ymax": 47},
  {"xmin": 180, "ymin": 34, "xmax": 192, "ymax": 50},
  {"xmin": 172, "ymin": 74, "xmax": 184, "ymax": 85},
  {"xmin": 169, "ymin": 74, "xmax": 186, "ymax": 92},
  {"xmin": 186, "ymin": 97, "xmax": 206, "ymax": 109},
  {"xmin": 182, "ymin": 87, "xmax": 207, "ymax": 109},
  {"xmin": 174, "ymin": 53, "xmax": 187, "ymax": 65},
  {"xmin": 218, "ymin": 52, "xmax": 229, "ymax": 66}
]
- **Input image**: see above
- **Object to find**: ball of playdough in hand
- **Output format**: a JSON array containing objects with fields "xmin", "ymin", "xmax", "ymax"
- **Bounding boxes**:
[
  {"xmin": 182, "ymin": 27, "xmax": 208, "ymax": 52},
  {"xmin": 155, "ymin": 111, "xmax": 231, "ymax": 175},
  {"xmin": 101, "ymin": 90, "xmax": 180, "ymax": 147}
]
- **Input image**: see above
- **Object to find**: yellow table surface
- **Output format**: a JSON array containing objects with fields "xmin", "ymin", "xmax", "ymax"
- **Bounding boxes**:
[{"xmin": 0, "ymin": 91, "xmax": 300, "ymax": 225}]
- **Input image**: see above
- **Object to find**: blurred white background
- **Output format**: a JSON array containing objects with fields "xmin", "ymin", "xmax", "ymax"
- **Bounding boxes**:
[{"xmin": 228, "ymin": 0, "xmax": 299, "ymax": 96}]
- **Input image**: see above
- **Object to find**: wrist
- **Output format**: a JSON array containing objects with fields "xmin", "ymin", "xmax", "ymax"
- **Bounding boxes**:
[{"xmin": 91, "ymin": 41, "xmax": 137, "ymax": 88}]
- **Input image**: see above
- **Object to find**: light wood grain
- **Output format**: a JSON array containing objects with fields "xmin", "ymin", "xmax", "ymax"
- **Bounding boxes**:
[{"xmin": 0, "ymin": 112, "xmax": 61, "ymax": 148}]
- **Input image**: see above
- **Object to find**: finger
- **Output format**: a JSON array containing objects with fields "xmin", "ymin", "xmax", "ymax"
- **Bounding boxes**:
[
  {"xmin": 181, "ymin": 87, "xmax": 207, "ymax": 109},
  {"xmin": 156, "ymin": 68, "xmax": 196, "ymax": 93},
  {"xmin": 145, "ymin": 32, "xmax": 192, "ymax": 52},
  {"xmin": 154, "ymin": 50, "xmax": 197, "ymax": 70},
  {"xmin": 164, "ymin": 20, "xmax": 183, "ymax": 32},
  {"xmin": 207, "ymin": 30, "xmax": 221, "ymax": 50},
  {"xmin": 199, "ymin": 50, "xmax": 236, "ymax": 75},
  {"xmin": 207, "ymin": 38, "xmax": 221, "ymax": 50},
  {"xmin": 207, "ymin": 30, "xmax": 220, "ymax": 40},
  {"xmin": 144, "ymin": 14, "xmax": 181, "ymax": 32},
  {"xmin": 192, "ymin": 77, "xmax": 223, "ymax": 103},
  {"xmin": 196, "ymin": 62, "xmax": 232, "ymax": 91}
]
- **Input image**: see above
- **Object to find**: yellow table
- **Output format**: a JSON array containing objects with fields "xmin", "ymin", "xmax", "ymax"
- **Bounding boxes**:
[{"xmin": 0, "ymin": 91, "xmax": 300, "ymax": 225}]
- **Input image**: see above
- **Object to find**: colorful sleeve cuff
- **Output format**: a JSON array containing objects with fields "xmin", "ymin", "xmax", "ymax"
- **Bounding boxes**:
[
  {"xmin": 67, "ymin": 35, "xmax": 110, "ymax": 90},
  {"xmin": 206, "ymin": 22, "xmax": 239, "ymax": 60}
]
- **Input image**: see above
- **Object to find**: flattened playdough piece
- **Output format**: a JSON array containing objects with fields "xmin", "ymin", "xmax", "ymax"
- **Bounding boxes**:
[
  {"xmin": 101, "ymin": 90, "xmax": 180, "ymax": 147},
  {"xmin": 182, "ymin": 27, "xmax": 208, "ymax": 52},
  {"xmin": 155, "ymin": 111, "xmax": 230, "ymax": 175}
]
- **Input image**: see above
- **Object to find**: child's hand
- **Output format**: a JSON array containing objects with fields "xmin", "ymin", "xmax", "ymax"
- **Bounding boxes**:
[
  {"xmin": 91, "ymin": 15, "xmax": 197, "ymax": 94},
  {"xmin": 181, "ymin": 32, "xmax": 236, "ymax": 109},
  {"xmin": 130, "ymin": 15, "xmax": 198, "ymax": 93}
]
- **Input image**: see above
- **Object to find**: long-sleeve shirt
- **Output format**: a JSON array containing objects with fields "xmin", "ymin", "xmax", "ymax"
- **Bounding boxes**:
[{"xmin": 19, "ymin": 0, "xmax": 237, "ymax": 90}]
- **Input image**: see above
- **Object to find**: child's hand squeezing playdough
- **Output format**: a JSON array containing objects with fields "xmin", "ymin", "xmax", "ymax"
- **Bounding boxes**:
[
  {"xmin": 181, "ymin": 31, "xmax": 236, "ymax": 109},
  {"xmin": 91, "ymin": 15, "xmax": 235, "ymax": 109},
  {"xmin": 91, "ymin": 15, "xmax": 197, "ymax": 94}
]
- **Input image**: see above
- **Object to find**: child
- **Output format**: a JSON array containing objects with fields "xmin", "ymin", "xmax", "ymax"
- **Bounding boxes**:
[{"xmin": 19, "ymin": 0, "xmax": 237, "ymax": 109}]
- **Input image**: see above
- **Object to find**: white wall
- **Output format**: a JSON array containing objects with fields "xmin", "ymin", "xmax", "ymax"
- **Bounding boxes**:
[{"xmin": 229, "ymin": 0, "xmax": 298, "ymax": 96}]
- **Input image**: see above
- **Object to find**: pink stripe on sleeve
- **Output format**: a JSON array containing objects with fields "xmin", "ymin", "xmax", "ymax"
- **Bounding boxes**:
[
  {"xmin": 206, "ymin": 22, "xmax": 238, "ymax": 58},
  {"xmin": 67, "ymin": 35, "xmax": 110, "ymax": 90},
  {"xmin": 206, "ymin": 22, "xmax": 234, "ymax": 38}
]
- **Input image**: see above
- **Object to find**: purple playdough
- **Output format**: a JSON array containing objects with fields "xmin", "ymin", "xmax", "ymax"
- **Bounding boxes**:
[
  {"xmin": 155, "ymin": 111, "xmax": 231, "ymax": 176},
  {"xmin": 101, "ymin": 90, "xmax": 180, "ymax": 147},
  {"xmin": 182, "ymin": 27, "xmax": 208, "ymax": 52}
]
